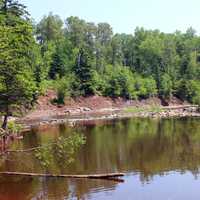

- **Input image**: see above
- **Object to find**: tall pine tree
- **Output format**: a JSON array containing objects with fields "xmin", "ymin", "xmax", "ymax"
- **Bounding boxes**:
[
  {"xmin": 0, "ymin": 0, "xmax": 36, "ymax": 129},
  {"xmin": 74, "ymin": 48, "xmax": 95, "ymax": 96}
]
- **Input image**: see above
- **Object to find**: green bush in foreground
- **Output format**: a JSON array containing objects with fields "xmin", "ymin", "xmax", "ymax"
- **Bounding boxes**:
[{"xmin": 35, "ymin": 133, "xmax": 86, "ymax": 169}]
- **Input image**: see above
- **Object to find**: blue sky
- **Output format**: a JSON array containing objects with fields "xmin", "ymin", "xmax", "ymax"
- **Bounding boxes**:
[{"xmin": 21, "ymin": 0, "xmax": 200, "ymax": 34}]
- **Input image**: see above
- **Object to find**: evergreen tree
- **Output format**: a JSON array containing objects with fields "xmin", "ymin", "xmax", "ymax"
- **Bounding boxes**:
[
  {"xmin": 0, "ymin": 0, "xmax": 36, "ymax": 129},
  {"xmin": 49, "ymin": 45, "xmax": 66, "ymax": 79},
  {"xmin": 73, "ymin": 48, "xmax": 95, "ymax": 96}
]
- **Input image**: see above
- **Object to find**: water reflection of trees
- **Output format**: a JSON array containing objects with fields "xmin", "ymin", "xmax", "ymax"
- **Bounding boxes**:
[
  {"xmin": 0, "ymin": 175, "xmax": 118, "ymax": 200},
  {"xmin": 1, "ymin": 118, "xmax": 200, "ymax": 199},
  {"xmin": 71, "ymin": 118, "xmax": 200, "ymax": 182}
]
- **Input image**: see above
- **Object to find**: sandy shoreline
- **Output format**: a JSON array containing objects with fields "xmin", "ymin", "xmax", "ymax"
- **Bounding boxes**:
[
  {"xmin": 10, "ymin": 91, "xmax": 198, "ymax": 131},
  {"xmin": 18, "ymin": 105, "xmax": 200, "ymax": 132}
]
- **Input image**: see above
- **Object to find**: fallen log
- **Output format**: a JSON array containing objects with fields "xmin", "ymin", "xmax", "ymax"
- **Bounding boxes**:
[{"xmin": 0, "ymin": 172, "xmax": 125, "ymax": 180}]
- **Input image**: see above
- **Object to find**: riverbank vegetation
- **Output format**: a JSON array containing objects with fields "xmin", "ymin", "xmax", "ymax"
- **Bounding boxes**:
[{"xmin": 1, "ymin": 0, "xmax": 200, "ymax": 129}]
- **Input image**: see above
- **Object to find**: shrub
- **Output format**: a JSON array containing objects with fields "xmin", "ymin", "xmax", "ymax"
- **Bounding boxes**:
[
  {"xmin": 7, "ymin": 121, "xmax": 22, "ymax": 135},
  {"xmin": 186, "ymin": 80, "xmax": 200, "ymax": 105},
  {"xmin": 104, "ymin": 66, "xmax": 158, "ymax": 100},
  {"xmin": 159, "ymin": 74, "xmax": 173, "ymax": 99},
  {"xmin": 134, "ymin": 76, "xmax": 157, "ymax": 99},
  {"xmin": 104, "ymin": 66, "xmax": 138, "ymax": 99},
  {"xmin": 53, "ymin": 76, "xmax": 73, "ymax": 105}
]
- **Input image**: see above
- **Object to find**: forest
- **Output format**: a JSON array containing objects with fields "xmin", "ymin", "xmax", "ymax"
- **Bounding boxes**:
[{"xmin": 1, "ymin": 0, "xmax": 200, "ymax": 128}]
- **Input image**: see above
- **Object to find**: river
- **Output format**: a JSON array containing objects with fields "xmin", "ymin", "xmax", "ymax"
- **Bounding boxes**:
[{"xmin": 1, "ymin": 117, "xmax": 200, "ymax": 200}]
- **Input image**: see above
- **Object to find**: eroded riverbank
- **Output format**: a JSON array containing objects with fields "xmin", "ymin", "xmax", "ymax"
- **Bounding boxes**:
[
  {"xmin": 18, "ymin": 104, "xmax": 200, "ymax": 132},
  {"xmin": 11, "ymin": 91, "xmax": 199, "ymax": 131}
]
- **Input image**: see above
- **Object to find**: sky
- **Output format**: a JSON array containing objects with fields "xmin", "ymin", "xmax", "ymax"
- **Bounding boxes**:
[{"xmin": 21, "ymin": 0, "xmax": 200, "ymax": 34}]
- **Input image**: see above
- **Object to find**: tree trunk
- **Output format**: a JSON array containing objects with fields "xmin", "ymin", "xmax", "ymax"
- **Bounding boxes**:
[
  {"xmin": 2, "ymin": 136, "xmax": 6, "ymax": 152},
  {"xmin": 1, "ymin": 113, "xmax": 8, "ymax": 152},
  {"xmin": 1, "ymin": 114, "xmax": 8, "ymax": 130}
]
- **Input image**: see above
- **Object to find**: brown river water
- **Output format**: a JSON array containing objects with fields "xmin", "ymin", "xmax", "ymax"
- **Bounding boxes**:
[{"xmin": 1, "ymin": 117, "xmax": 200, "ymax": 200}]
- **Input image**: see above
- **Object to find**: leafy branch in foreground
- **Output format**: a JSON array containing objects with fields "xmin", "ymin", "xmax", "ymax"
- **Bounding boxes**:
[{"xmin": 34, "ymin": 133, "xmax": 86, "ymax": 169}]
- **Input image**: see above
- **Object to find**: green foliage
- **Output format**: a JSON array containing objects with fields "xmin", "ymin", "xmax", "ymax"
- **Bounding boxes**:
[
  {"xmin": 53, "ymin": 77, "xmax": 73, "ymax": 105},
  {"xmin": 72, "ymin": 48, "xmax": 97, "ymax": 96},
  {"xmin": 1, "ymin": 0, "xmax": 200, "ymax": 125},
  {"xmin": 36, "ymin": 12, "xmax": 63, "ymax": 44},
  {"xmin": 103, "ymin": 66, "xmax": 157, "ymax": 100},
  {"xmin": 7, "ymin": 121, "xmax": 22, "ymax": 135},
  {"xmin": 135, "ymin": 76, "xmax": 157, "ymax": 99},
  {"xmin": 38, "ymin": 80, "xmax": 54, "ymax": 95},
  {"xmin": 35, "ymin": 14, "xmax": 200, "ymax": 103},
  {"xmin": 40, "ymin": 41, "xmax": 56, "ymax": 79},
  {"xmin": 0, "ymin": 120, "xmax": 22, "ymax": 136},
  {"xmin": 0, "ymin": 0, "xmax": 37, "ymax": 128},
  {"xmin": 35, "ymin": 133, "xmax": 86, "ymax": 169},
  {"xmin": 186, "ymin": 80, "xmax": 200, "ymax": 105},
  {"xmin": 143, "ymin": 77, "xmax": 158, "ymax": 98},
  {"xmin": 49, "ymin": 45, "xmax": 67, "ymax": 79},
  {"xmin": 35, "ymin": 145, "xmax": 52, "ymax": 168},
  {"xmin": 104, "ymin": 66, "xmax": 137, "ymax": 99},
  {"xmin": 160, "ymin": 74, "xmax": 173, "ymax": 99},
  {"xmin": 49, "ymin": 39, "xmax": 74, "ymax": 79}
]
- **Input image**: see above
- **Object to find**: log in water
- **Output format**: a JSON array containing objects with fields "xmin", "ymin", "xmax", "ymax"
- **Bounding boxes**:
[{"xmin": 0, "ymin": 171, "xmax": 125, "ymax": 180}]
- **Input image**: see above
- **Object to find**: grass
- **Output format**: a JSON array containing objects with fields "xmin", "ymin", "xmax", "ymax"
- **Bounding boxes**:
[{"xmin": 124, "ymin": 105, "xmax": 164, "ymax": 114}]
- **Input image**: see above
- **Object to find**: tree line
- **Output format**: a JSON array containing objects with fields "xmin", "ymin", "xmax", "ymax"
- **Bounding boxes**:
[{"xmin": 1, "ymin": 0, "xmax": 200, "ymax": 128}]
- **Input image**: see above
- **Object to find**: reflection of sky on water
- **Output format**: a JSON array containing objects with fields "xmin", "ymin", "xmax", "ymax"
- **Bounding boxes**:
[
  {"xmin": 1, "ymin": 171, "xmax": 200, "ymax": 200},
  {"xmin": 86, "ymin": 172, "xmax": 200, "ymax": 200}
]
